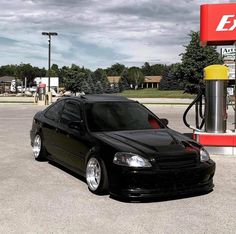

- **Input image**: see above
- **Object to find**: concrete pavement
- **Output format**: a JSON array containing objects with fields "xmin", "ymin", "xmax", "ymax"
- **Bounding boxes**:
[
  {"xmin": 0, "ymin": 104, "xmax": 235, "ymax": 233},
  {"xmin": 0, "ymin": 96, "xmax": 58, "ymax": 103}
]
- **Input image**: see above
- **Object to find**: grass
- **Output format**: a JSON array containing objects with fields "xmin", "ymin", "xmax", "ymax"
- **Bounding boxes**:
[{"xmin": 119, "ymin": 89, "xmax": 195, "ymax": 98}]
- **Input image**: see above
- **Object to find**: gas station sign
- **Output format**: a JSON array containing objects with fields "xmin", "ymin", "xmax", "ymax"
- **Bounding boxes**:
[{"xmin": 200, "ymin": 3, "xmax": 236, "ymax": 46}]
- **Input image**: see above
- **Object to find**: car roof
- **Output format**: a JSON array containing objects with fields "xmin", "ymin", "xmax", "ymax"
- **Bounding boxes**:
[{"xmin": 59, "ymin": 94, "xmax": 135, "ymax": 103}]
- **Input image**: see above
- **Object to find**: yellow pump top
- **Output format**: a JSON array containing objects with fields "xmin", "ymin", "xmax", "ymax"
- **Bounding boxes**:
[{"xmin": 204, "ymin": 65, "xmax": 228, "ymax": 80}]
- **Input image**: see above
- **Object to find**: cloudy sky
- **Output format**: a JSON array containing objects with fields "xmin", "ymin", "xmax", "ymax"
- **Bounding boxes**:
[{"xmin": 0, "ymin": 0, "xmax": 234, "ymax": 70}]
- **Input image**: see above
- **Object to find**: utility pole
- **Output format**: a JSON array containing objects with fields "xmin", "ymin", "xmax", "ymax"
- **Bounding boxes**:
[{"xmin": 42, "ymin": 32, "xmax": 58, "ymax": 96}]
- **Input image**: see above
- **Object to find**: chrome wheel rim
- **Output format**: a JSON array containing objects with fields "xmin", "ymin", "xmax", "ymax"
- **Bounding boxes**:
[
  {"xmin": 33, "ymin": 135, "xmax": 41, "ymax": 158},
  {"xmin": 86, "ymin": 158, "xmax": 101, "ymax": 191}
]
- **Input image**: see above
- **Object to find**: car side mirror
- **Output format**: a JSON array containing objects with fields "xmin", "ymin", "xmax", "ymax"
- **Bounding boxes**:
[{"xmin": 160, "ymin": 118, "xmax": 169, "ymax": 126}]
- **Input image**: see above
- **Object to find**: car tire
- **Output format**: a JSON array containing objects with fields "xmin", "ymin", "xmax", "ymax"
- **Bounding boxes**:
[
  {"xmin": 32, "ymin": 133, "xmax": 47, "ymax": 161},
  {"xmin": 86, "ymin": 156, "xmax": 109, "ymax": 195}
]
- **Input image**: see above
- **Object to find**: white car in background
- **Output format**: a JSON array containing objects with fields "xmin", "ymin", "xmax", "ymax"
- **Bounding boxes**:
[{"xmin": 17, "ymin": 86, "xmax": 37, "ymax": 93}]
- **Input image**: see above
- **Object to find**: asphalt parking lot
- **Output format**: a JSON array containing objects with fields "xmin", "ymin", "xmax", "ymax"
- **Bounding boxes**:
[{"xmin": 0, "ymin": 104, "xmax": 236, "ymax": 234}]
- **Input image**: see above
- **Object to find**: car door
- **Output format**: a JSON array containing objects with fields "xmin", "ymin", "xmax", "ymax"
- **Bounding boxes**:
[
  {"xmin": 57, "ymin": 101, "xmax": 90, "ymax": 174},
  {"xmin": 42, "ymin": 100, "xmax": 65, "ymax": 157}
]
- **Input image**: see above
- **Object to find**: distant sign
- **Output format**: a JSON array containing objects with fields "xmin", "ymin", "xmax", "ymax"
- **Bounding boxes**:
[
  {"xmin": 41, "ymin": 77, "xmax": 59, "ymax": 87},
  {"xmin": 10, "ymin": 80, "xmax": 16, "ymax": 92},
  {"xmin": 221, "ymin": 48, "xmax": 236, "ymax": 60},
  {"xmin": 223, "ymin": 62, "xmax": 235, "ymax": 80},
  {"xmin": 34, "ymin": 77, "xmax": 59, "ymax": 88}
]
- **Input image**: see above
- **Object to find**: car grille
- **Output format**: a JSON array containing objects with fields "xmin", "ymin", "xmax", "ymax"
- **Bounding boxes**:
[{"xmin": 156, "ymin": 153, "xmax": 198, "ymax": 169}]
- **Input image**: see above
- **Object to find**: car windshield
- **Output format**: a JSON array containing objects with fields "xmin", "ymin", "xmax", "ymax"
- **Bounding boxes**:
[{"xmin": 85, "ymin": 102, "xmax": 164, "ymax": 132}]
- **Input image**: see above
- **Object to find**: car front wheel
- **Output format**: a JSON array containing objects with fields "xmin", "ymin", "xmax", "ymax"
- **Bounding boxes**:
[
  {"xmin": 86, "ymin": 157, "xmax": 108, "ymax": 195},
  {"xmin": 32, "ymin": 134, "xmax": 47, "ymax": 161}
]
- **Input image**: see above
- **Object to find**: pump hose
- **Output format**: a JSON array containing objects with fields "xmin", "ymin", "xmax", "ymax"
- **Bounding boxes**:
[{"xmin": 183, "ymin": 89, "xmax": 205, "ymax": 131}]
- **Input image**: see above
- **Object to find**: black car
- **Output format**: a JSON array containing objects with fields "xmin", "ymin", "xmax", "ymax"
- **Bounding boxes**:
[{"xmin": 30, "ymin": 95, "xmax": 215, "ymax": 199}]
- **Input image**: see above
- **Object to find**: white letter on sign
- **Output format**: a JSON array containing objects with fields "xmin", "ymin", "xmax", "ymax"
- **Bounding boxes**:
[
  {"xmin": 216, "ymin": 15, "xmax": 235, "ymax": 31},
  {"xmin": 229, "ymin": 20, "xmax": 236, "ymax": 31}
]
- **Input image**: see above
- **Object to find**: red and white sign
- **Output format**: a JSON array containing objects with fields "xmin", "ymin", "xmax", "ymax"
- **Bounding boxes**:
[{"xmin": 200, "ymin": 3, "xmax": 236, "ymax": 46}]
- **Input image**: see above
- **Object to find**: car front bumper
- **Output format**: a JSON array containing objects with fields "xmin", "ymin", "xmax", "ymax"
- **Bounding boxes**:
[{"xmin": 109, "ymin": 160, "xmax": 215, "ymax": 200}]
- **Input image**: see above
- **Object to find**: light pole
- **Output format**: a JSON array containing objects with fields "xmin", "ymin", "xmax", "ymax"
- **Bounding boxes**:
[{"xmin": 42, "ymin": 32, "xmax": 58, "ymax": 93}]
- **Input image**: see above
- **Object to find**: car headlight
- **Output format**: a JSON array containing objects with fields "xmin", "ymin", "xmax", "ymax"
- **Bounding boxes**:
[
  {"xmin": 113, "ymin": 152, "xmax": 152, "ymax": 168},
  {"xmin": 200, "ymin": 148, "xmax": 210, "ymax": 162}
]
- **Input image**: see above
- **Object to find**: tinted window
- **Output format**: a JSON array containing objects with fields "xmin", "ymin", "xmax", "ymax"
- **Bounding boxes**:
[
  {"xmin": 85, "ymin": 102, "xmax": 164, "ymax": 132},
  {"xmin": 60, "ymin": 102, "xmax": 81, "ymax": 125},
  {"xmin": 45, "ymin": 100, "xmax": 64, "ymax": 122}
]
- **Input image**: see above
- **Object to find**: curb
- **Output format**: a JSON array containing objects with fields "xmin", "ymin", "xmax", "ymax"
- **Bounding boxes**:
[{"xmin": 0, "ymin": 97, "xmax": 193, "ymax": 105}]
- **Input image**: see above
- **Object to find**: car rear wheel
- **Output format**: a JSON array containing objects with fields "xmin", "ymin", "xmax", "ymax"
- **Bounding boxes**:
[
  {"xmin": 86, "ymin": 157, "xmax": 108, "ymax": 195},
  {"xmin": 32, "ymin": 134, "xmax": 47, "ymax": 161}
]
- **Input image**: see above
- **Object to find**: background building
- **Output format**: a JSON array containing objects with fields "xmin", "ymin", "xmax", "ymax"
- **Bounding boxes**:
[
  {"xmin": 0, "ymin": 76, "xmax": 16, "ymax": 93},
  {"xmin": 107, "ymin": 76, "xmax": 162, "ymax": 89}
]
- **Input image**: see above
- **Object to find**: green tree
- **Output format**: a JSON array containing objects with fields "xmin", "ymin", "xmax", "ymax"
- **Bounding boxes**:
[
  {"xmin": 85, "ymin": 73, "xmax": 95, "ymax": 93},
  {"xmin": 62, "ymin": 65, "xmax": 82, "ymax": 93},
  {"xmin": 61, "ymin": 64, "xmax": 93, "ymax": 94},
  {"xmin": 118, "ymin": 68, "xmax": 130, "ymax": 92},
  {"xmin": 33, "ymin": 67, "xmax": 47, "ymax": 78},
  {"xmin": 0, "ymin": 64, "xmax": 47, "ymax": 86},
  {"xmin": 94, "ymin": 68, "xmax": 109, "ymax": 92},
  {"xmin": 106, "ymin": 63, "xmax": 126, "ymax": 76},
  {"xmin": 80, "ymin": 80, "xmax": 92, "ymax": 94},
  {"xmin": 47, "ymin": 63, "xmax": 59, "ymax": 77},
  {"xmin": 151, "ymin": 64, "xmax": 169, "ymax": 76},
  {"xmin": 94, "ymin": 81, "xmax": 104, "ymax": 94},
  {"xmin": 128, "ymin": 67, "xmax": 144, "ymax": 89},
  {"xmin": 159, "ymin": 64, "xmax": 184, "ymax": 90},
  {"xmin": 141, "ymin": 62, "xmax": 152, "ymax": 76},
  {"xmin": 0, "ymin": 65, "xmax": 18, "ymax": 76},
  {"xmin": 59, "ymin": 66, "xmax": 70, "ymax": 87},
  {"xmin": 180, "ymin": 31, "xmax": 222, "ymax": 94},
  {"xmin": 51, "ymin": 64, "xmax": 59, "ymax": 74},
  {"xmin": 16, "ymin": 63, "xmax": 36, "ymax": 84}
]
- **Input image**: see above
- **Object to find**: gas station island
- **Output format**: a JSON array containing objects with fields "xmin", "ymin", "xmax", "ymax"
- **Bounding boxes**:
[
  {"xmin": 189, "ymin": 65, "xmax": 236, "ymax": 155},
  {"xmin": 184, "ymin": 3, "xmax": 236, "ymax": 155}
]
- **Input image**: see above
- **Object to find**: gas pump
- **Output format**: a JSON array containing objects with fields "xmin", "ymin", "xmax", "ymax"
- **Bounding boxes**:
[
  {"xmin": 183, "ymin": 84, "xmax": 205, "ymax": 131},
  {"xmin": 183, "ymin": 65, "xmax": 228, "ymax": 132},
  {"xmin": 183, "ymin": 65, "xmax": 236, "ymax": 155},
  {"xmin": 38, "ymin": 83, "xmax": 46, "ymax": 101},
  {"xmin": 204, "ymin": 65, "xmax": 228, "ymax": 133}
]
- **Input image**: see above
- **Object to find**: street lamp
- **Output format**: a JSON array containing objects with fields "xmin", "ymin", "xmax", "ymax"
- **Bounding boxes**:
[{"xmin": 42, "ymin": 32, "xmax": 58, "ymax": 93}]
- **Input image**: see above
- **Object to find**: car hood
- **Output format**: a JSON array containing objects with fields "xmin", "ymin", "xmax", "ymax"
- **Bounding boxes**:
[{"xmin": 93, "ymin": 129, "xmax": 194, "ymax": 156}]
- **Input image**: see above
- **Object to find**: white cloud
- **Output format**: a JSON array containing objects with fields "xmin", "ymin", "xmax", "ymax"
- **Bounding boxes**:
[{"xmin": 0, "ymin": 0, "xmax": 233, "ymax": 69}]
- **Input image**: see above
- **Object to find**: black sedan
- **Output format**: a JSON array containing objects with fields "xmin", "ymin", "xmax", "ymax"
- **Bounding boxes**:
[{"xmin": 30, "ymin": 95, "xmax": 215, "ymax": 199}]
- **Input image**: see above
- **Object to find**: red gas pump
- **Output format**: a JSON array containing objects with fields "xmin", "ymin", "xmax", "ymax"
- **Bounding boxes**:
[{"xmin": 38, "ymin": 83, "xmax": 46, "ymax": 101}]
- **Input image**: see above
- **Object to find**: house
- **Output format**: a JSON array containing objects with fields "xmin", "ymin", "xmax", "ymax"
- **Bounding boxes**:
[
  {"xmin": 107, "ymin": 76, "xmax": 120, "ymax": 88},
  {"xmin": 0, "ymin": 75, "xmax": 15, "ymax": 83},
  {"xmin": 0, "ymin": 76, "xmax": 16, "ymax": 93},
  {"xmin": 107, "ymin": 76, "xmax": 162, "ymax": 89},
  {"xmin": 107, "ymin": 76, "xmax": 120, "ymax": 84},
  {"xmin": 142, "ymin": 76, "xmax": 162, "ymax": 88}
]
